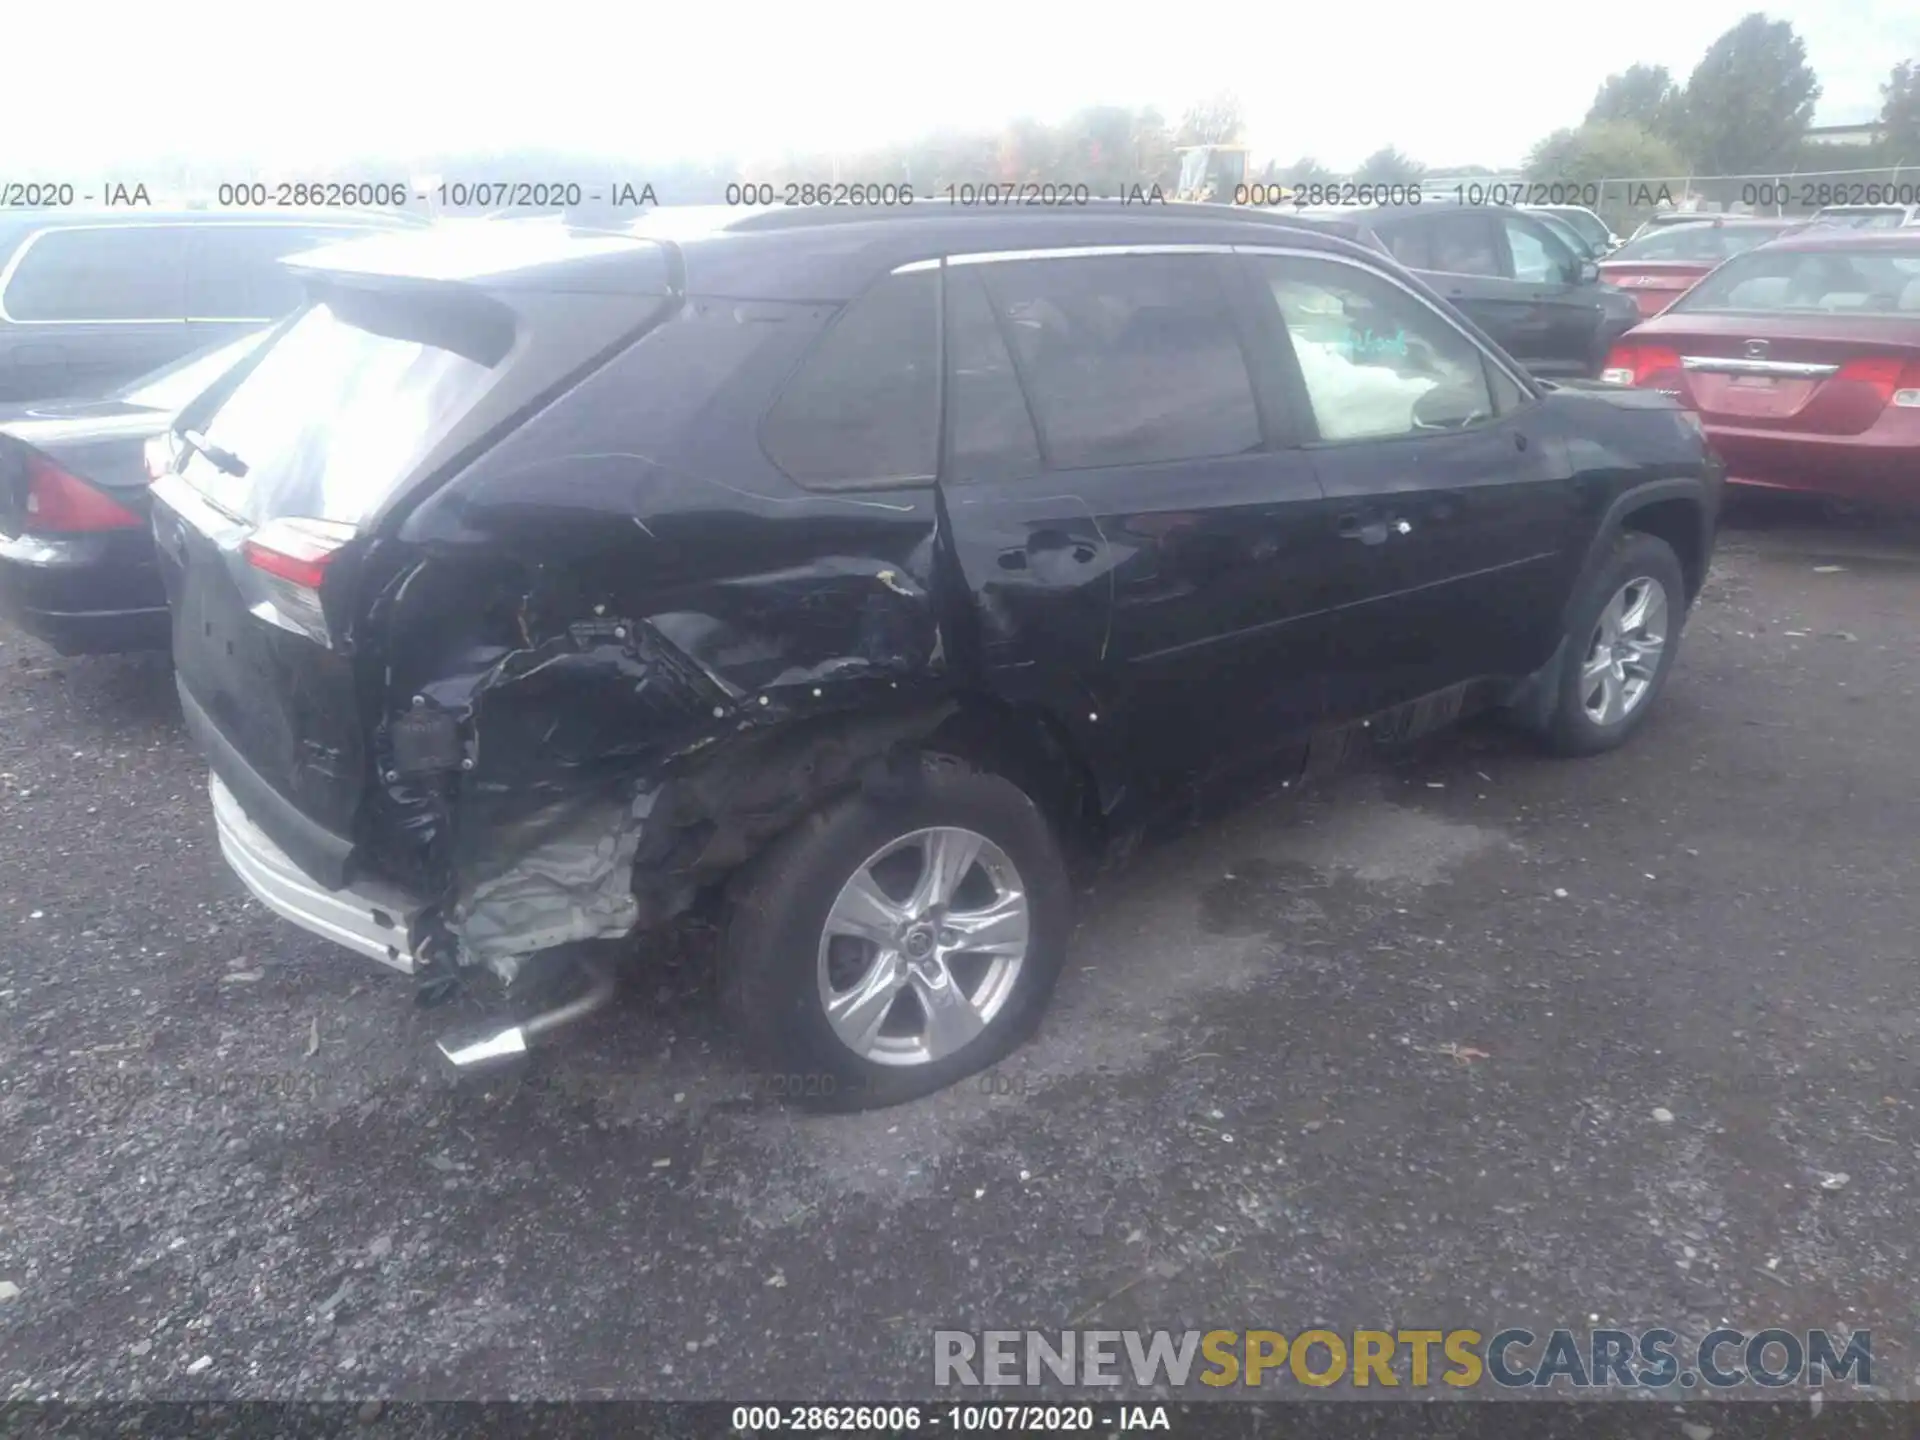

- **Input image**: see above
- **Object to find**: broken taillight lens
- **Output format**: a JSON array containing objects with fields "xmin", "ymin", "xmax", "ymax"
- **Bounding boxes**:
[
  {"xmin": 25, "ymin": 456, "xmax": 142, "ymax": 533},
  {"xmin": 242, "ymin": 516, "xmax": 357, "ymax": 645}
]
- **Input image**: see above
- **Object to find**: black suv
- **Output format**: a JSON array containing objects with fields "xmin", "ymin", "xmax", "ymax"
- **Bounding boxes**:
[
  {"xmin": 1304, "ymin": 203, "xmax": 1643, "ymax": 379},
  {"xmin": 151, "ymin": 205, "xmax": 1722, "ymax": 1109},
  {"xmin": 0, "ymin": 209, "xmax": 419, "ymax": 404}
]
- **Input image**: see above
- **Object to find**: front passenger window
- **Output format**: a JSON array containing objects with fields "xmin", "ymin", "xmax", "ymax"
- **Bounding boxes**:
[{"xmin": 1256, "ymin": 255, "xmax": 1504, "ymax": 442}]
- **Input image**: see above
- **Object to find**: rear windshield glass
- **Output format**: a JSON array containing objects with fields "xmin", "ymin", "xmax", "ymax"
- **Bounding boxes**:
[
  {"xmin": 1611, "ymin": 225, "xmax": 1786, "ymax": 263},
  {"xmin": 184, "ymin": 299, "xmax": 495, "ymax": 526},
  {"xmin": 1814, "ymin": 209, "xmax": 1909, "ymax": 230},
  {"xmin": 1673, "ymin": 246, "xmax": 1920, "ymax": 315}
]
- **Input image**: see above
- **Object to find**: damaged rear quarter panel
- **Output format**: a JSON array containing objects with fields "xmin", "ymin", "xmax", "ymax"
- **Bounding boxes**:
[{"xmin": 369, "ymin": 297, "xmax": 957, "ymax": 971}]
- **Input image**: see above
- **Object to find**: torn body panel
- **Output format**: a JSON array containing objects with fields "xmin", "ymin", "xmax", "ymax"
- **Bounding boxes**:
[
  {"xmin": 331, "ymin": 294, "xmax": 969, "ymax": 975},
  {"xmin": 366, "ymin": 529, "xmax": 952, "ymax": 980}
]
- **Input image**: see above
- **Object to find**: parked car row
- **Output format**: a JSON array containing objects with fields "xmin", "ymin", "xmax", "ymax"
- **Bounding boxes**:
[{"xmin": 0, "ymin": 199, "xmax": 1725, "ymax": 1108}]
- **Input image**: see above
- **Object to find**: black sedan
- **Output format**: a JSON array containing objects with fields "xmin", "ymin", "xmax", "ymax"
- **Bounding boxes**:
[{"xmin": 0, "ymin": 329, "xmax": 269, "ymax": 654}]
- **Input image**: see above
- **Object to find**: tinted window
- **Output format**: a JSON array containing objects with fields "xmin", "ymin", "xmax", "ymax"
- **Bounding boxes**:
[
  {"xmin": 1502, "ymin": 215, "xmax": 1571, "ymax": 283},
  {"xmin": 946, "ymin": 267, "xmax": 1042, "ymax": 482},
  {"xmin": 977, "ymin": 255, "xmax": 1260, "ymax": 470},
  {"xmin": 1611, "ymin": 225, "xmax": 1750, "ymax": 263},
  {"xmin": 1380, "ymin": 212, "xmax": 1501, "ymax": 277},
  {"xmin": 1256, "ymin": 254, "xmax": 1499, "ymax": 441},
  {"xmin": 3, "ymin": 226, "xmax": 187, "ymax": 322},
  {"xmin": 1674, "ymin": 246, "xmax": 1920, "ymax": 315},
  {"xmin": 187, "ymin": 226, "xmax": 367, "ymax": 319},
  {"xmin": 762, "ymin": 270, "xmax": 938, "ymax": 488},
  {"xmin": 1543, "ymin": 207, "xmax": 1611, "ymax": 250}
]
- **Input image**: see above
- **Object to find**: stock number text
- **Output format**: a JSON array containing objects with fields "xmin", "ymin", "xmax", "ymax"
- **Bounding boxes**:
[
  {"xmin": 1743, "ymin": 181, "xmax": 1919, "ymax": 208},
  {"xmin": 216, "ymin": 181, "xmax": 411, "ymax": 208},
  {"xmin": 726, "ymin": 182, "xmax": 915, "ymax": 206}
]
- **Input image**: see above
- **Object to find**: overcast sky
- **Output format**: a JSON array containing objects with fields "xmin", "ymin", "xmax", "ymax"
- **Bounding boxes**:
[{"xmin": 3, "ymin": 0, "xmax": 1913, "ymax": 174}]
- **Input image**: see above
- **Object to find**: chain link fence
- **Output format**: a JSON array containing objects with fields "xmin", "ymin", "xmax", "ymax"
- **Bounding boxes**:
[{"xmin": 1424, "ymin": 164, "xmax": 1920, "ymax": 234}]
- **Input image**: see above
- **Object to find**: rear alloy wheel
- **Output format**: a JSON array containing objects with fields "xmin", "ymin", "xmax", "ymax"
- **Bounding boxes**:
[
  {"xmin": 721, "ymin": 756, "xmax": 1071, "ymax": 1111},
  {"xmin": 1546, "ymin": 531, "xmax": 1688, "ymax": 756},
  {"xmin": 818, "ymin": 827, "xmax": 1031, "ymax": 1068}
]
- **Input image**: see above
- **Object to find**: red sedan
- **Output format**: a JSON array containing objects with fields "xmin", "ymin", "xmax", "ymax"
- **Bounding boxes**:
[
  {"xmin": 1598, "ymin": 218, "xmax": 1805, "ymax": 318},
  {"xmin": 1601, "ymin": 229, "xmax": 1920, "ymax": 503}
]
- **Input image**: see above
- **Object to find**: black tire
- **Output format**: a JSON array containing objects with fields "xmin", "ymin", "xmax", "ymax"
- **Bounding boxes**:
[
  {"xmin": 1544, "ymin": 531, "xmax": 1688, "ymax": 757},
  {"xmin": 719, "ymin": 754, "xmax": 1072, "ymax": 1112}
]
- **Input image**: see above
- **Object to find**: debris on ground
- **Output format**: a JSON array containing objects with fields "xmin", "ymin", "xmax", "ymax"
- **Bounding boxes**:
[
  {"xmin": 1652, "ymin": 1107, "xmax": 1675, "ymax": 1124},
  {"xmin": 1819, "ymin": 1172, "xmax": 1851, "ymax": 1192}
]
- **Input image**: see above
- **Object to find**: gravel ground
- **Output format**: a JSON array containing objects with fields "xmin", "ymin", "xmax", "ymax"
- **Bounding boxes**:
[{"xmin": 2, "ymin": 503, "xmax": 1917, "ymax": 1403}]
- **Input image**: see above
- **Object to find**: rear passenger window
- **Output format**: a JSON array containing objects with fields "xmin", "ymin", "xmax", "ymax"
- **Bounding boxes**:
[
  {"xmin": 762, "ymin": 270, "xmax": 938, "ymax": 489},
  {"xmin": 3, "ymin": 227, "xmax": 187, "ymax": 322},
  {"xmin": 977, "ymin": 255, "xmax": 1261, "ymax": 470},
  {"xmin": 188, "ymin": 226, "xmax": 364, "ymax": 319},
  {"xmin": 1382, "ymin": 212, "xmax": 1501, "ymax": 277},
  {"xmin": 946, "ymin": 267, "xmax": 1042, "ymax": 482}
]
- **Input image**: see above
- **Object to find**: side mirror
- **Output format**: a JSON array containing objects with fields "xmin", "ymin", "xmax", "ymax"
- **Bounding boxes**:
[{"xmin": 1578, "ymin": 259, "xmax": 1600, "ymax": 284}]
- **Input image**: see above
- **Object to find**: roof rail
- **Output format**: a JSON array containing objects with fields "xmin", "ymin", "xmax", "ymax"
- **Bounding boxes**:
[{"xmin": 707, "ymin": 197, "xmax": 1344, "ymax": 234}]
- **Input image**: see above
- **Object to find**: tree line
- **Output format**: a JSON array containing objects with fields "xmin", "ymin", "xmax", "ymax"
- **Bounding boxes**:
[{"xmin": 147, "ymin": 12, "xmax": 1917, "ymax": 219}]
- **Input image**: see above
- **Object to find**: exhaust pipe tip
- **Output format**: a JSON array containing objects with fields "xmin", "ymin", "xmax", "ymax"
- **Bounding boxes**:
[
  {"xmin": 435, "ymin": 954, "xmax": 619, "ymax": 1071},
  {"xmin": 437, "ymin": 1026, "xmax": 530, "ymax": 1069}
]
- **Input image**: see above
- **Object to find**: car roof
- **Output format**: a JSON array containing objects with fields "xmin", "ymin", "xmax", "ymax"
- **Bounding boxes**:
[
  {"xmin": 287, "ymin": 202, "xmax": 1398, "ymax": 304},
  {"xmin": 1626, "ymin": 216, "xmax": 1798, "ymax": 231},
  {"xmin": 0, "ymin": 207, "xmax": 422, "ymax": 253}
]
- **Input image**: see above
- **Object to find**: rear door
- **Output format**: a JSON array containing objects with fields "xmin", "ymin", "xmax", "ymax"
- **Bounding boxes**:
[
  {"xmin": 1239, "ymin": 247, "xmax": 1581, "ymax": 716},
  {"xmin": 936, "ymin": 247, "xmax": 1339, "ymax": 800},
  {"xmin": 0, "ymin": 225, "xmax": 191, "ymax": 402}
]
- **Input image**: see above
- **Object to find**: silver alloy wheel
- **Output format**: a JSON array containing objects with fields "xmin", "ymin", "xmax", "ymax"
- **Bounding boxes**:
[
  {"xmin": 1580, "ymin": 574, "xmax": 1669, "ymax": 726},
  {"xmin": 815, "ymin": 827, "xmax": 1030, "ymax": 1068}
]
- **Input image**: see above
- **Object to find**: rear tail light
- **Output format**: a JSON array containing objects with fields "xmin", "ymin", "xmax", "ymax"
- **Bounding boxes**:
[
  {"xmin": 1601, "ymin": 342, "xmax": 1685, "ymax": 393},
  {"xmin": 242, "ymin": 516, "xmax": 357, "ymax": 645},
  {"xmin": 24, "ymin": 456, "xmax": 141, "ymax": 533},
  {"xmin": 1833, "ymin": 356, "xmax": 1920, "ymax": 408}
]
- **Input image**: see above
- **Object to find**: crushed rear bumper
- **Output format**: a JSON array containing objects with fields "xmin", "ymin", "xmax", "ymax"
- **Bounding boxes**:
[{"xmin": 210, "ymin": 774, "xmax": 420, "ymax": 973}]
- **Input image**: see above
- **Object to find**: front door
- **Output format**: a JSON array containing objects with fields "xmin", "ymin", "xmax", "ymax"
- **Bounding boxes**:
[
  {"xmin": 1495, "ymin": 210, "xmax": 1605, "ymax": 377},
  {"xmin": 935, "ymin": 250, "xmax": 1341, "ymax": 805},
  {"xmin": 1235, "ymin": 248, "xmax": 1582, "ymax": 720}
]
